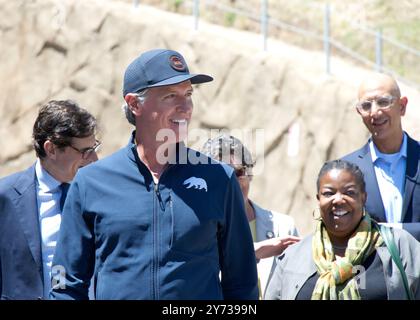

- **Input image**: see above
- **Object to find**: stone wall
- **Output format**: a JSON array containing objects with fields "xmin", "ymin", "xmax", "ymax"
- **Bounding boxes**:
[{"xmin": 1, "ymin": 0, "xmax": 419, "ymax": 235}]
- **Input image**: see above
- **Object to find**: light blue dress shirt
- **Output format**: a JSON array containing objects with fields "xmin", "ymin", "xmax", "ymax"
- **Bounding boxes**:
[
  {"xmin": 35, "ymin": 159, "xmax": 64, "ymax": 299},
  {"xmin": 369, "ymin": 133, "xmax": 407, "ymax": 223}
]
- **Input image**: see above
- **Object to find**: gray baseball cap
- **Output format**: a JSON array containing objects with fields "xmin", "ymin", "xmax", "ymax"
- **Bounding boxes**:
[{"xmin": 123, "ymin": 49, "xmax": 213, "ymax": 96}]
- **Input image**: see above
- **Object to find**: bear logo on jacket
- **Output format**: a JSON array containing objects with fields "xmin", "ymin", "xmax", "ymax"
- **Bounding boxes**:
[{"xmin": 183, "ymin": 177, "xmax": 208, "ymax": 192}]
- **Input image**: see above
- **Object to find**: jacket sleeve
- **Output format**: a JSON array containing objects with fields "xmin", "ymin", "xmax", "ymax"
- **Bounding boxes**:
[
  {"xmin": 395, "ymin": 229, "xmax": 420, "ymax": 300},
  {"xmin": 264, "ymin": 254, "xmax": 285, "ymax": 300},
  {"xmin": 218, "ymin": 175, "xmax": 258, "ymax": 300},
  {"xmin": 50, "ymin": 176, "xmax": 95, "ymax": 300}
]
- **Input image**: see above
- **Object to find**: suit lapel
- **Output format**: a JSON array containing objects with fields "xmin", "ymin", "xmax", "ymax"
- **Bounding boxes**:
[
  {"xmin": 12, "ymin": 166, "xmax": 43, "ymax": 276},
  {"xmin": 357, "ymin": 143, "xmax": 387, "ymax": 222},
  {"xmin": 252, "ymin": 202, "xmax": 274, "ymax": 242},
  {"xmin": 401, "ymin": 135, "xmax": 420, "ymax": 221}
]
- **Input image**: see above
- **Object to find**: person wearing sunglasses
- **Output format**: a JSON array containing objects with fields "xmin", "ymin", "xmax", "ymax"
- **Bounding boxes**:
[
  {"xmin": 0, "ymin": 100, "xmax": 99, "ymax": 299},
  {"xmin": 201, "ymin": 134, "xmax": 300, "ymax": 297},
  {"xmin": 341, "ymin": 73, "xmax": 420, "ymax": 241}
]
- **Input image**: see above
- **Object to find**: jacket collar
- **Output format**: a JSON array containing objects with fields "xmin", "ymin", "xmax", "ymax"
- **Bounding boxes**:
[
  {"xmin": 126, "ymin": 130, "xmax": 189, "ymax": 166},
  {"xmin": 125, "ymin": 131, "xmax": 194, "ymax": 190},
  {"xmin": 35, "ymin": 159, "xmax": 61, "ymax": 193},
  {"xmin": 250, "ymin": 201, "xmax": 275, "ymax": 242},
  {"xmin": 354, "ymin": 132, "xmax": 418, "ymax": 222},
  {"xmin": 402, "ymin": 134, "xmax": 420, "ymax": 220},
  {"xmin": 356, "ymin": 142, "xmax": 387, "ymax": 221}
]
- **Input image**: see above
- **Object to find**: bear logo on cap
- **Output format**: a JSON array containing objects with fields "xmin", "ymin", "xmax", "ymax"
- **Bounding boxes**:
[{"xmin": 169, "ymin": 55, "xmax": 186, "ymax": 72}]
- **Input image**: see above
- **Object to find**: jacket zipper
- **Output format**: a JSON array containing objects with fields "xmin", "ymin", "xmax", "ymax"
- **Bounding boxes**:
[
  {"xmin": 152, "ymin": 166, "xmax": 173, "ymax": 299},
  {"xmin": 153, "ymin": 183, "xmax": 159, "ymax": 299},
  {"xmin": 169, "ymin": 192, "xmax": 173, "ymax": 249}
]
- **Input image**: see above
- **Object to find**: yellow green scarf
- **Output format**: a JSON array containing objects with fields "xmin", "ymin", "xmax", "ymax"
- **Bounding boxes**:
[{"xmin": 311, "ymin": 213, "xmax": 383, "ymax": 300}]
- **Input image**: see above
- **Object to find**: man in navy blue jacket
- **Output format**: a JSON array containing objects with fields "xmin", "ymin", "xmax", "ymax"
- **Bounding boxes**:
[
  {"xmin": 342, "ymin": 73, "xmax": 420, "ymax": 240},
  {"xmin": 51, "ymin": 49, "xmax": 259, "ymax": 300}
]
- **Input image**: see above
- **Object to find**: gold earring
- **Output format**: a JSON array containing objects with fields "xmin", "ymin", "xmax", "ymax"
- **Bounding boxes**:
[{"xmin": 312, "ymin": 206, "xmax": 322, "ymax": 221}]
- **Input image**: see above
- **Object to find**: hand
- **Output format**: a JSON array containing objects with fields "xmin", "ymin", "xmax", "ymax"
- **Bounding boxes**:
[{"xmin": 254, "ymin": 235, "xmax": 301, "ymax": 260}]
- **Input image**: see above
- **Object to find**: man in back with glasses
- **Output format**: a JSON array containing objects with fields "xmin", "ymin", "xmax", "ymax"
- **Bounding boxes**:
[
  {"xmin": 341, "ymin": 73, "xmax": 420, "ymax": 240},
  {"xmin": 0, "ymin": 100, "xmax": 100, "ymax": 299}
]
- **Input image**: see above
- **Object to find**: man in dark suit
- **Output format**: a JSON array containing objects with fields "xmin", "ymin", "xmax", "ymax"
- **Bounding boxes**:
[
  {"xmin": 342, "ymin": 73, "xmax": 420, "ymax": 240},
  {"xmin": 0, "ymin": 100, "xmax": 99, "ymax": 299}
]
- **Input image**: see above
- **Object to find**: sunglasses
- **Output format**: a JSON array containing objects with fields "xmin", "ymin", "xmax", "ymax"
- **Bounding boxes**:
[{"xmin": 234, "ymin": 165, "xmax": 253, "ymax": 178}]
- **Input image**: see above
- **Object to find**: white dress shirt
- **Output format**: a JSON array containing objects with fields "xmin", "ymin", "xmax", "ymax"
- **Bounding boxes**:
[
  {"xmin": 35, "ymin": 159, "xmax": 64, "ymax": 299},
  {"xmin": 370, "ymin": 133, "xmax": 407, "ymax": 223}
]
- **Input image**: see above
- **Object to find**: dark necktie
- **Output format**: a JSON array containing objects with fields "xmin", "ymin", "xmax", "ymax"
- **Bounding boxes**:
[{"xmin": 59, "ymin": 183, "xmax": 70, "ymax": 212}]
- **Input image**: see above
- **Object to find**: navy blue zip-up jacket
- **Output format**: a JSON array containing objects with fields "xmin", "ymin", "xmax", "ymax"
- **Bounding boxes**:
[{"xmin": 50, "ymin": 135, "xmax": 258, "ymax": 300}]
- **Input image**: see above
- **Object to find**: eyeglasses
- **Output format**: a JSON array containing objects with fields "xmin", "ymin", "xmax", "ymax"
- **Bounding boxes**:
[
  {"xmin": 356, "ymin": 96, "xmax": 396, "ymax": 113},
  {"xmin": 234, "ymin": 165, "xmax": 253, "ymax": 178},
  {"xmin": 69, "ymin": 140, "xmax": 101, "ymax": 159}
]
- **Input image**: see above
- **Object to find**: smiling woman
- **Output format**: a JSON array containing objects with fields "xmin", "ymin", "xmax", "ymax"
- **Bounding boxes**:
[
  {"xmin": 265, "ymin": 159, "xmax": 420, "ymax": 300},
  {"xmin": 316, "ymin": 161, "xmax": 367, "ymax": 249}
]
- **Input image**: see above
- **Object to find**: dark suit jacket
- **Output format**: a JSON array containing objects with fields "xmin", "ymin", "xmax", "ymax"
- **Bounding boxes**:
[
  {"xmin": 0, "ymin": 165, "xmax": 44, "ymax": 300},
  {"xmin": 342, "ymin": 134, "xmax": 420, "ymax": 239}
]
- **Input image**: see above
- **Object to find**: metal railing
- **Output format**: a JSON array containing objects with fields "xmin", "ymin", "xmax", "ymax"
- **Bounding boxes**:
[{"xmin": 132, "ymin": 0, "xmax": 420, "ymax": 89}]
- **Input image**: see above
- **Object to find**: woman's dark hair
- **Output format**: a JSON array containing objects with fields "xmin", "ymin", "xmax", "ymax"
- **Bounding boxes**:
[
  {"xmin": 316, "ymin": 159, "xmax": 366, "ymax": 193},
  {"xmin": 32, "ymin": 100, "xmax": 97, "ymax": 158},
  {"xmin": 201, "ymin": 133, "xmax": 255, "ymax": 167}
]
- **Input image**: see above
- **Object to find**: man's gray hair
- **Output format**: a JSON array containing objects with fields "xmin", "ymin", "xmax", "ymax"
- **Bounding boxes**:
[{"xmin": 122, "ymin": 89, "xmax": 148, "ymax": 126}]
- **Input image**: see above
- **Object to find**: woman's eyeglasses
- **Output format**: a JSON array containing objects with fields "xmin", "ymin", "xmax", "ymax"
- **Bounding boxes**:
[{"xmin": 69, "ymin": 140, "xmax": 101, "ymax": 159}]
